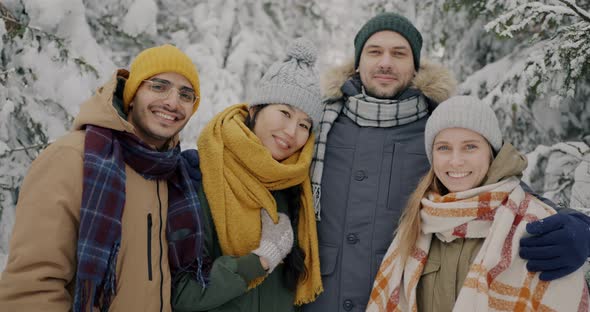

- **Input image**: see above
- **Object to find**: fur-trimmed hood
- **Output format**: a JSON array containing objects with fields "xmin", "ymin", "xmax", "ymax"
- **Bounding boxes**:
[{"xmin": 321, "ymin": 59, "xmax": 457, "ymax": 105}]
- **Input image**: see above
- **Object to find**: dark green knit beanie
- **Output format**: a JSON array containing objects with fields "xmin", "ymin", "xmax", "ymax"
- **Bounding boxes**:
[{"xmin": 354, "ymin": 12, "xmax": 423, "ymax": 70}]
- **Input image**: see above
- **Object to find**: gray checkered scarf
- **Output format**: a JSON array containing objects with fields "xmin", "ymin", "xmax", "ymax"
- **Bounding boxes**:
[{"xmin": 310, "ymin": 78, "xmax": 429, "ymax": 220}]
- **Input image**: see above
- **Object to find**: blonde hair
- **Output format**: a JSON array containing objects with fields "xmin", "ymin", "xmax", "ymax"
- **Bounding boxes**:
[
  {"xmin": 395, "ymin": 140, "xmax": 495, "ymax": 265},
  {"xmin": 395, "ymin": 168, "xmax": 446, "ymax": 265}
]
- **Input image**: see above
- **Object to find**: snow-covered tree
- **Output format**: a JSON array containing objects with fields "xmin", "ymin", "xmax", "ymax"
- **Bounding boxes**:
[
  {"xmin": 1, "ymin": 0, "xmax": 589, "ymax": 270},
  {"xmin": 460, "ymin": 0, "xmax": 590, "ymax": 206},
  {"xmin": 475, "ymin": 0, "xmax": 590, "ymax": 150},
  {"xmin": 0, "ymin": 0, "xmax": 113, "ymax": 267},
  {"xmin": 0, "ymin": 0, "xmax": 329, "ymax": 269}
]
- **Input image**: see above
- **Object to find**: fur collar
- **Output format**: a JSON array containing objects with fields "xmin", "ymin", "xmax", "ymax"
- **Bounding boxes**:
[{"xmin": 321, "ymin": 59, "xmax": 457, "ymax": 105}]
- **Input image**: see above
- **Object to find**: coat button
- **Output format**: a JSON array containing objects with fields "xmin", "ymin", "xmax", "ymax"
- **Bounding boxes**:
[
  {"xmin": 354, "ymin": 170, "xmax": 367, "ymax": 181},
  {"xmin": 343, "ymin": 299, "xmax": 354, "ymax": 311},
  {"xmin": 346, "ymin": 233, "xmax": 358, "ymax": 244}
]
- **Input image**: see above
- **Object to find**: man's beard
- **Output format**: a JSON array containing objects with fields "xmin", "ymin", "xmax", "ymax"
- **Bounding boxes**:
[
  {"xmin": 364, "ymin": 68, "xmax": 409, "ymax": 99},
  {"xmin": 364, "ymin": 83, "xmax": 407, "ymax": 99},
  {"xmin": 365, "ymin": 86, "xmax": 399, "ymax": 99}
]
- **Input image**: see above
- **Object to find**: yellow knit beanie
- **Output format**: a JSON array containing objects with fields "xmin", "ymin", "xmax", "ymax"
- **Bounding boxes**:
[{"xmin": 123, "ymin": 44, "xmax": 201, "ymax": 114}]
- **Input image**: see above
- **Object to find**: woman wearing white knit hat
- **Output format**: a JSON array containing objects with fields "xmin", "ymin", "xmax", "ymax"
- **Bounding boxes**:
[
  {"xmin": 171, "ymin": 38, "xmax": 323, "ymax": 312},
  {"xmin": 367, "ymin": 96, "xmax": 589, "ymax": 311}
]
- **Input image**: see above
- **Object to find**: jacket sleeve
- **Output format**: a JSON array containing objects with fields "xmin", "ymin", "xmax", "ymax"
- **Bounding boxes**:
[
  {"xmin": 172, "ymin": 253, "xmax": 267, "ymax": 311},
  {"xmin": 0, "ymin": 143, "xmax": 83, "ymax": 311},
  {"xmin": 171, "ymin": 156, "xmax": 268, "ymax": 311}
]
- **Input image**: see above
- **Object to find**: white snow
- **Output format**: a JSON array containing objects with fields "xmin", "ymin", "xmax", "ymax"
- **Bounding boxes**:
[
  {"xmin": 1, "ymin": 0, "xmax": 589, "ymax": 272},
  {"xmin": 122, "ymin": 0, "xmax": 158, "ymax": 37}
]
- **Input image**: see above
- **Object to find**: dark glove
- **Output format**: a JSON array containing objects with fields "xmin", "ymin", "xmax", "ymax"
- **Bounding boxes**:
[{"xmin": 520, "ymin": 212, "xmax": 590, "ymax": 281}]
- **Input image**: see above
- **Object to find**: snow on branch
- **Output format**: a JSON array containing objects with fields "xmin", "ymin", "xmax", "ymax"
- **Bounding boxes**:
[
  {"xmin": 484, "ymin": 0, "xmax": 590, "ymax": 102},
  {"xmin": 557, "ymin": 0, "xmax": 590, "ymax": 22},
  {"xmin": 0, "ymin": 142, "xmax": 51, "ymax": 158},
  {"xmin": 485, "ymin": 2, "xmax": 575, "ymax": 37}
]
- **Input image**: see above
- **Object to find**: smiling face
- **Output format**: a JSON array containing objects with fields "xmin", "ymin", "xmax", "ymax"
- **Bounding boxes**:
[
  {"xmin": 432, "ymin": 128, "xmax": 493, "ymax": 193},
  {"xmin": 250, "ymin": 104, "xmax": 312, "ymax": 161},
  {"xmin": 357, "ymin": 30, "xmax": 415, "ymax": 99},
  {"xmin": 127, "ymin": 72, "xmax": 195, "ymax": 148}
]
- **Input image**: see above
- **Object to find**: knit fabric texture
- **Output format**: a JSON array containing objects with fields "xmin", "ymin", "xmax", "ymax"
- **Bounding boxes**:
[
  {"xmin": 424, "ymin": 95, "xmax": 503, "ymax": 164},
  {"xmin": 197, "ymin": 103, "xmax": 323, "ymax": 304},
  {"xmin": 123, "ymin": 44, "xmax": 201, "ymax": 114},
  {"xmin": 252, "ymin": 210, "xmax": 294, "ymax": 274},
  {"xmin": 249, "ymin": 38, "xmax": 322, "ymax": 131},
  {"xmin": 342, "ymin": 91, "xmax": 428, "ymax": 127},
  {"xmin": 354, "ymin": 12, "xmax": 423, "ymax": 70}
]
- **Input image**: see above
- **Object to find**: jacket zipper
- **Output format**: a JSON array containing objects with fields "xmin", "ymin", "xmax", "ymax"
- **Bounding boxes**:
[
  {"xmin": 147, "ymin": 213, "xmax": 153, "ymax": 281},
  {"xmin": 156, "ymin": 181, "xmax": 164, "ymax": 312}
]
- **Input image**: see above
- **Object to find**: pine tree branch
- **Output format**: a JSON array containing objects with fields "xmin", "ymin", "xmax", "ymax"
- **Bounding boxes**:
[
  {"xmin": 0, "ymin": 177, "xmax": 16, "ymax": 190},
  {"xmin": 222, "ymin": 8, "xmax": 239, "ymax": 69},
  {"xmin": 564, "ymin": 142, "xmax": 590, "ymax": 156},
  {"xmin": 541, "ymin": 179, "xmax": 574, "ymax": 195},
  {"xmin": 0, "ymin": 9, "xmax": 66, "ymax": 44},
  {"xmin": 0, "ymin": 3, "xmax": 19, "ymax": 33},
  {"xmin": 0, "ymin": 141, "xmax": 50, "ymax": 157},
  {"xmin": 557, "ymin": 0, "xmax": 590, "ymax": 23},
  {"xmin": 0, "ymin": 68, "xmax": 15, "ymax": 76},
  {"xmin": 570, "ymin": 188, "xmax": 590, "ymax": 207},
  {"xmin": 485, "ymin": 1, "xmax": 583, "ymax": 37},
  {"xmin": 549, "ymin": 142, "xmax": 588, "ymax": 159},
  {"xmin": 0, "ymin": 13, "xmax": 19, "ymax": 25}
]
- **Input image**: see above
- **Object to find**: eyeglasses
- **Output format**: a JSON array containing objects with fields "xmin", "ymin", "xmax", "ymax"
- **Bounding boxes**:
[{"xmin": 142, "ymin": 79, "xmax": 198, "ymax": 105}]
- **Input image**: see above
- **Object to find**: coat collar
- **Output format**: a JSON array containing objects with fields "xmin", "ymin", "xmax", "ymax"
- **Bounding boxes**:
[{"xmin": 321, "ymin": 58, "xmax": 457, "ymax": 105}]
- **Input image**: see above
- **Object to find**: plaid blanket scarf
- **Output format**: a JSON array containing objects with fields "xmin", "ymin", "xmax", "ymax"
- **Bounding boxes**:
[
  {"xmin": 367, "ymin": 177, "xmax": 589, "ymax": 311},
  {"xmin": 74, "ymin": 125, "xmax": 205, "ymax": 312},
  {"xmin": 310, "ymin": 77, "xmax": 428, "ymax": 220}
]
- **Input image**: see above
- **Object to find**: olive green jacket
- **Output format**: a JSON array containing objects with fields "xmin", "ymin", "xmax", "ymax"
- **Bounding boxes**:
[
  {"xmin": 172, "ymin": 185, "xmax": 298, "ymax": 312},
  {"xmin": 416, "ymin": 143, "xmax": 528, "ymax": 312}
]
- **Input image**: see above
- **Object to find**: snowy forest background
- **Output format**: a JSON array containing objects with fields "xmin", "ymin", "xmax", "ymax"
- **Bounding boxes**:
[{"xmin": 0, "ymin": 0, "xmax": 589, "ymax": 269}]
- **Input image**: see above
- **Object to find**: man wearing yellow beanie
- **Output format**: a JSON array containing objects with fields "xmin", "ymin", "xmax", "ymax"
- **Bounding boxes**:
[
  {"xmin": 0, "ymin": 45, "xmax": 206, "ymax": 312},
  {"xmin": 124, "ymin": 44, "xmax": 201, "ymax": 148}
]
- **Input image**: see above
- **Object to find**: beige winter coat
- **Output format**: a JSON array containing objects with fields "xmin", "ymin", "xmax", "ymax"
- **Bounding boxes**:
[{"xmin": 0, "ymin": 70, "xmax": 175, "ymax": 312}]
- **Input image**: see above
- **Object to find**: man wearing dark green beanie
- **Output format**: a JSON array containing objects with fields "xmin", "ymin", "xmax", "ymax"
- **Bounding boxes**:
[
  {"xmin": 353, "ymin": 12, "xmax": 422, "ymax": 71},
  {"xmin": 305, "ymin": 12, "xmax": 590, "ymax": 312}
]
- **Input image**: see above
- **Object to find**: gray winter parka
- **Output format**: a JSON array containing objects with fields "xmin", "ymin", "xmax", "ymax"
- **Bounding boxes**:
[{"xmin": 302, "ymin": 60, "xmax": 456, "ymax": 312}]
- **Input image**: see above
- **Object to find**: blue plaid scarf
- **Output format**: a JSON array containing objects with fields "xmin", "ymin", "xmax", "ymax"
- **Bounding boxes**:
[{"xmin": 74, "ymin": 125, "xmax": 205, "ymax": 312}]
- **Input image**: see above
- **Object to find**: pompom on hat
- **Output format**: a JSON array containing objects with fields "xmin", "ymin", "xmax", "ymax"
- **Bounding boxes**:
[{"xmin": 249, "ymin": 38, "xmax": 322, "ymax": 130}]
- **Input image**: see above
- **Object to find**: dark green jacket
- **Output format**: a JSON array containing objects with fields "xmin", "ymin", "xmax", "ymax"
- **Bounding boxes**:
[{"xmin": 172, "ymin": 185, "xmax": 298, "ymax": 312}]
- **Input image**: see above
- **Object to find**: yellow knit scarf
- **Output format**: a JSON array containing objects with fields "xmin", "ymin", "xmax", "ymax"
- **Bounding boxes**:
[{"xmin": 197, "ymin": 103, "xmax": 323, "ymax": 305}]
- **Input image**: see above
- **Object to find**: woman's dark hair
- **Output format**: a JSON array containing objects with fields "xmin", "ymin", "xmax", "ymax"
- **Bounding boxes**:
[
  {"xmin": 246, "ymin": 103, "xmax": 308, "ymax": 290},
  {"xmin": 282, "ymin": 185, "xmax": 308, "ymax": 292},
  {"xmin": 245, "ymin": 104, "xmax": 313, "ymax": 135},
  {"xmin": 244, "ymin": 104, "xmax": 269, "ymax": 130}
]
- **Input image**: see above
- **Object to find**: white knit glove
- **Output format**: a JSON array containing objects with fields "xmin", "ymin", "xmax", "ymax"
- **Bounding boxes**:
[{"xmin": 252, "ymin": 209, "xmax": 294, "ymax": 273}]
